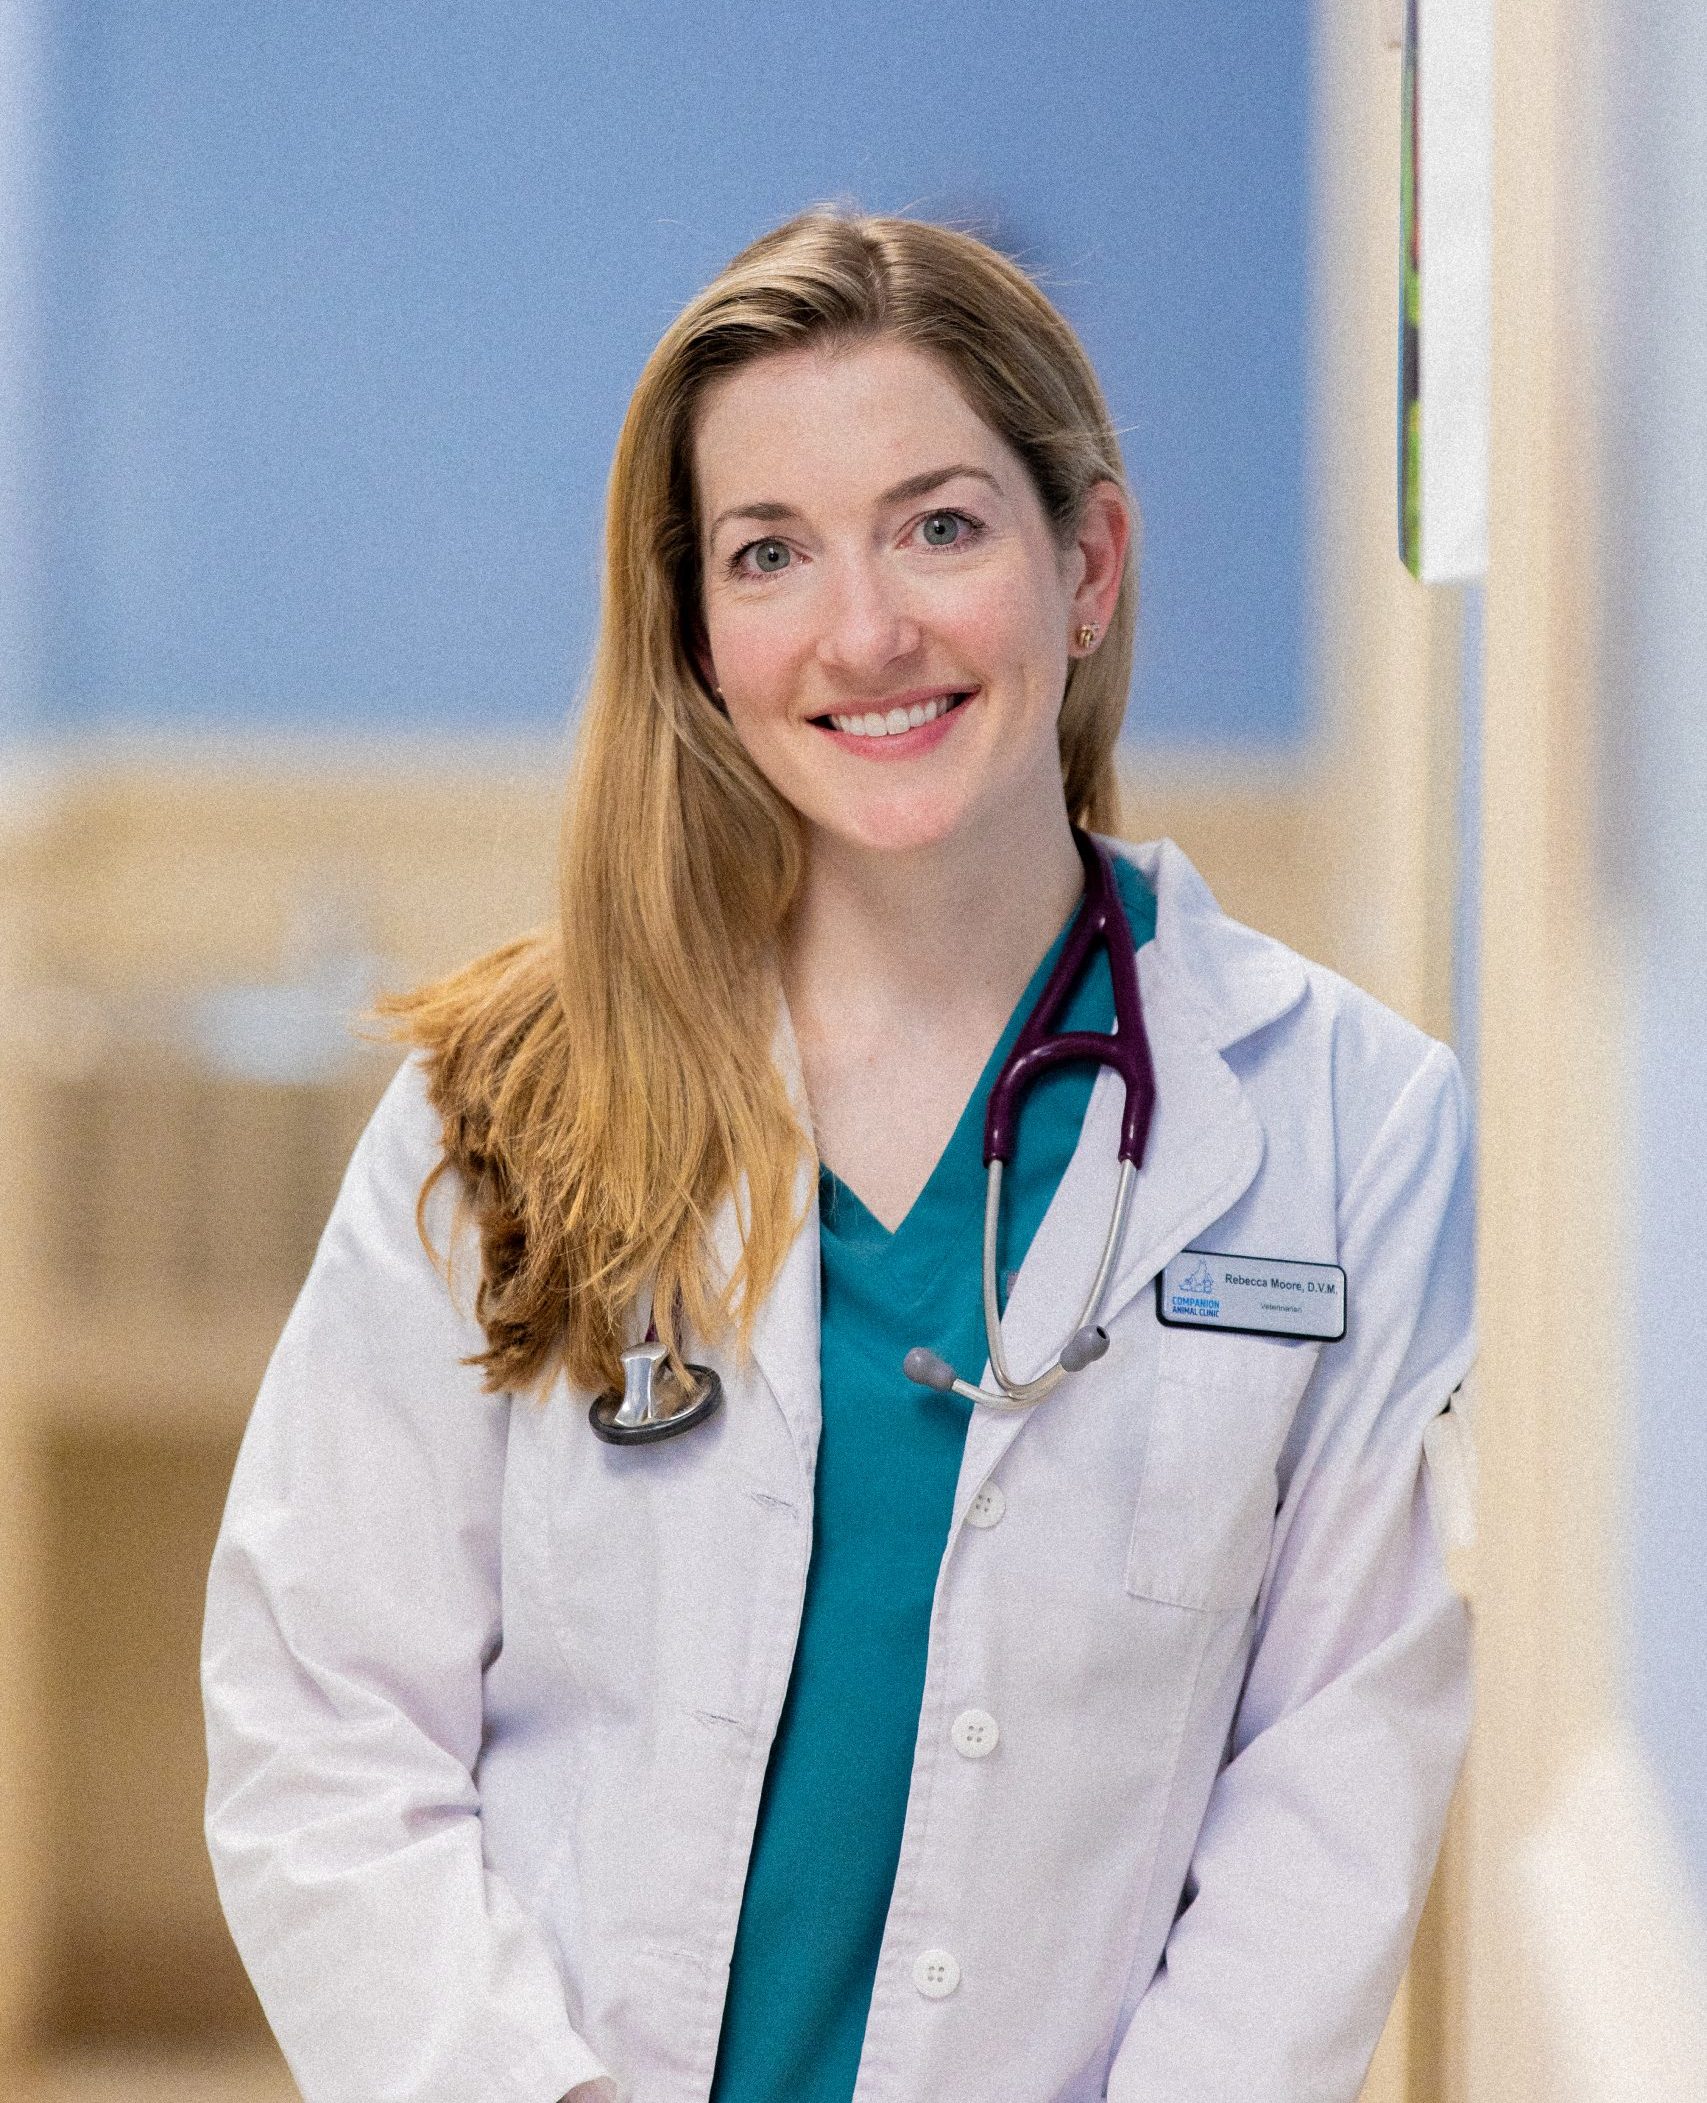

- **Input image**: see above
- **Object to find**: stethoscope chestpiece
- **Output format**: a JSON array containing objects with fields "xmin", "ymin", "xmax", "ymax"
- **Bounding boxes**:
[{"xmin": 588, "ymin": 1339, "xmax": 724, "ymax": 1444}]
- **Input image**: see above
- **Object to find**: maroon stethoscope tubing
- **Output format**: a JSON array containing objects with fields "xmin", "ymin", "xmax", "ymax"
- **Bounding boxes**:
[{"xmin": 981, "ymin": 827, "xmax": 1155, "ymax": 1172}]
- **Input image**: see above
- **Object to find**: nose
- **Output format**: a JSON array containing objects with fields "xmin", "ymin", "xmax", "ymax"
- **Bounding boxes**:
[{"xmin": 813, "ymin": 550, "xmax": 922, "ymax": 684}]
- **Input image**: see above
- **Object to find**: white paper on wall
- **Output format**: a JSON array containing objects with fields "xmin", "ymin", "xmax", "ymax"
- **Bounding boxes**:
[{"xmin": 1400, "ymin": 0, "xmax": 1491, "ymax": 583}]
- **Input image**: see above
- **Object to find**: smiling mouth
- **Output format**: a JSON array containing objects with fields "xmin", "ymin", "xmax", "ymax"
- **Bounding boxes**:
[{"xmin": 813, "ymin": 691, "xmax": 974, "ymax": 739}]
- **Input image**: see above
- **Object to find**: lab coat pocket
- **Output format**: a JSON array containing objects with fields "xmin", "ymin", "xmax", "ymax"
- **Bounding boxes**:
[{"xmin": 1123, "ymin": 1328, "xmax": 1320, "ymax": 1613}]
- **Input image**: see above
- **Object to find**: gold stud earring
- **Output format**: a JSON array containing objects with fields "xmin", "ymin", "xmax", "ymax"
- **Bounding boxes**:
[{"xmin": 1075, "ymin": 625, "xmax": 1098, "ymax": 651}]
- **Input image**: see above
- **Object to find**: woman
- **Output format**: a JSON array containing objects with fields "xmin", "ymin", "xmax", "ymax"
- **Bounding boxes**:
[{"xmin": 202, "ymin": 207, "xmax": 1474, "ymax": 2103}]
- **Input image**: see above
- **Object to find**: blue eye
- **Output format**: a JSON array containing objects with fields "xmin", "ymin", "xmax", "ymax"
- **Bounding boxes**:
[
  {"xmin": 919, "ymin": 510, "xmax": 977, "ymax": 547},
  {"xmin": 733, "ymin": 538, "xmax": 790, "ymax": 576}
]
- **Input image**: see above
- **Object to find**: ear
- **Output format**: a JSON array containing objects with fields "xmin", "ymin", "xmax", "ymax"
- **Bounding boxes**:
[{"xmin": 1065, "ymin": 482, "xmax": 1132, "ymax": 648}]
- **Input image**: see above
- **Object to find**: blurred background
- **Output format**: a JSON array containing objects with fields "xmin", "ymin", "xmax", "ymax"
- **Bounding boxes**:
[{"xmin": 0, "ymin": 1, "xmax": 1701, "ymax": 2099}]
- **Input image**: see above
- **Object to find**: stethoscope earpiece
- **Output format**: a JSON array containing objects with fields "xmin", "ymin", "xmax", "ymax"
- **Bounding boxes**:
[
  {"xmin": 1058, "ymin": 1325, "xmax": 1109, "ymax": 1373},
  {"xmin": 901, "ymin": 1347, "xmax": 958, "ymax": 1393}
]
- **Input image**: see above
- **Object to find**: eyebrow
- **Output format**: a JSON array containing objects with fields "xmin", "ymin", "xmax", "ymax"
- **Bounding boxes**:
[{"xmin": 707, "ymin": 464, "xmax": 1004, "ymax": 541}]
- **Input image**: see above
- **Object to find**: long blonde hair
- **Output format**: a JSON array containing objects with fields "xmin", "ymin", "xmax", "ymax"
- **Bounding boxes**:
[{"xmin": 382, "ymin": 205, "xmax": 1141, "ymax": 1399}]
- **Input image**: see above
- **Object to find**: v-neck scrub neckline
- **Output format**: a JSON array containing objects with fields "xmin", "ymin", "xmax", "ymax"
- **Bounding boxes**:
[{"xmin": 707, "ymin": 852, "xmax": 1157, "ymax": 2103}]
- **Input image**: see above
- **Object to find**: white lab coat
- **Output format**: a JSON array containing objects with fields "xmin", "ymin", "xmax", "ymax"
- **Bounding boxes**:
[{"xmin": 202, "ymin": 836, "xmax": 1475, "ymax": 2103}]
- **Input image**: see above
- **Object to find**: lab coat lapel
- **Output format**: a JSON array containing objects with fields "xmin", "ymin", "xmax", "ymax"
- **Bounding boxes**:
[{"xmin": 958, "ymin": 836, "xmax": 1304, "ymax": 1499}]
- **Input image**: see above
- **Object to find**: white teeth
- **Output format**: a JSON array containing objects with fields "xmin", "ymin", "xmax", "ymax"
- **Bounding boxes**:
[{"xmin": 828, "ymin": 694, "xmax": 962, "ymax": 737}]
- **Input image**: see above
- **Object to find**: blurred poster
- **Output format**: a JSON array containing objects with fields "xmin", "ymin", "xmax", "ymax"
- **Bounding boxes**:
[{"xmin": 1398, "ymin": 0, "xmax": 1490, "ymax": 582}]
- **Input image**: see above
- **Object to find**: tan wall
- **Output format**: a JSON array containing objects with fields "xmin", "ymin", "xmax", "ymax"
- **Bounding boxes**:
[{"xmin": 0, "ymin": 755, "xmax": 569, "ymax": 2092}]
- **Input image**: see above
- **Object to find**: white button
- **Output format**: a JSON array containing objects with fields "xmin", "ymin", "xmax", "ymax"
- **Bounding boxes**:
[
  {"xmin": 913, "ymin": 1947, "xmax": 961, "ymax": 1998},
  {"xmin": 966, "ymin": 1483, "xmax": 1006, "ymax": 1528},
  {"xmin": 950, "ymin": 1708, "xmax": 1000, "ymax": 1758}
]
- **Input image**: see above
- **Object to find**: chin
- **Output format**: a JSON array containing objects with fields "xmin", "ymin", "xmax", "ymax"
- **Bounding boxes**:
[{"xmin": 814, "ymin": 788, "xmax": 975, "ymax": 858}]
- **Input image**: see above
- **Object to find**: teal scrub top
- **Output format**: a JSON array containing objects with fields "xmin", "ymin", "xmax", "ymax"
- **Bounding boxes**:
[{"xmin": 708, "ymin": 854, "xmax": 1157, "ymax": 2103}]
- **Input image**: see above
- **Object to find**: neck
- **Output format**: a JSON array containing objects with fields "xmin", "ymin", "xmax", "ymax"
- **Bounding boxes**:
[{"xmin": 783, "ymin": 796, "xmax": 1085, "ymax": 1042}]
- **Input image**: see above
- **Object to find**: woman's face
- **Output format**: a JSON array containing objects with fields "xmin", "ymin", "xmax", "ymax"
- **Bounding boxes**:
[{"xmin": 691, "ymin": 336, "xmax": 1128, "ymax": 859}]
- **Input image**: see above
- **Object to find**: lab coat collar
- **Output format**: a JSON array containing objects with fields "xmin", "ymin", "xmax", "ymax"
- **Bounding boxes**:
[{"xmin": 1113, "ymin": 833, "xmax": 1309, "ymax": 1055}]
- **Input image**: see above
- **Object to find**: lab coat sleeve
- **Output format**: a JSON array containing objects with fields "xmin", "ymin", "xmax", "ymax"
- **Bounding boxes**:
[
  {"xmin": 201, "ymin": 1057, "xmax": 616, "ymax": 2103},
  {"xmin": 1106, "ymin": 1038, "xmax": 1475, "ymax": 2103}
]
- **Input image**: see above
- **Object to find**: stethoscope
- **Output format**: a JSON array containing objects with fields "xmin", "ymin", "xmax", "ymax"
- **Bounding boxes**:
[{"xmin": 589, "ymin": 828, "xmax": 1155, "ymax": 1444}]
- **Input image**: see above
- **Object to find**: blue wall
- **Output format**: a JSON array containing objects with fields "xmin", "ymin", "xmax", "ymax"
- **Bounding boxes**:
[{"xmin": 36, "ymin": 1, "xmax": 1312, "ymax": 746}]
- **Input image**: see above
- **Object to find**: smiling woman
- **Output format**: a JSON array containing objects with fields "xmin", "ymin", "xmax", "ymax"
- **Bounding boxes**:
[{"xmin": 202, "ymin": 206, "xmax": 1475, "ymax": 2103}]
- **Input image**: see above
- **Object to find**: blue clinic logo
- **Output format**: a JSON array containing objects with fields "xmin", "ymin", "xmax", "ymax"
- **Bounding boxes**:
[{"xmin": 1181, "ymin": 1256, "xmax": 1216, "ymax": 1297}]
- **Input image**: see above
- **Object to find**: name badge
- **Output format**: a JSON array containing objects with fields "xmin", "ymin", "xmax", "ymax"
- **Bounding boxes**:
[{"xmin": 1156, "ymin": 1249, "xmax": 1347, "ymax": 1341}]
